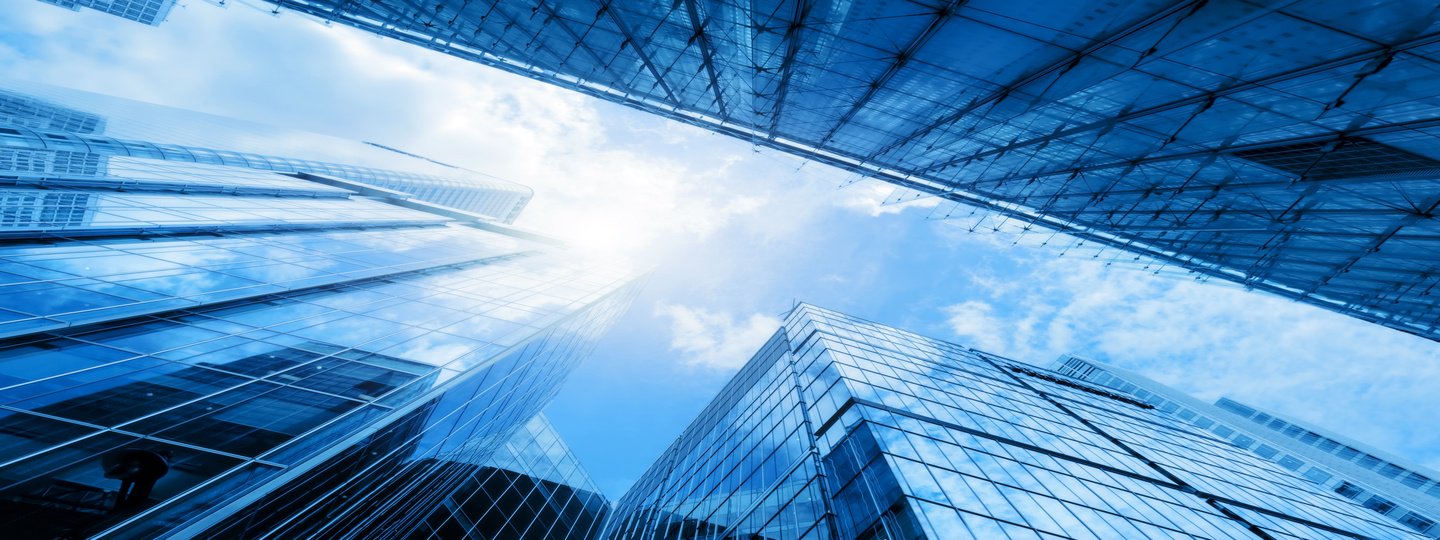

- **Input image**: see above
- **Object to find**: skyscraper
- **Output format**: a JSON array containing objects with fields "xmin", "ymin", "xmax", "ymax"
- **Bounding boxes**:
[
  {"xmin": 397, "ymin": 413, "xmax": 612, "ymax": 540},
  {"xmin": 608, "ymin": 304, "xmax": 1427, "ymax": 539},
  {"xmin": 0, "ymin": 83, "xmax": 534, "ymax": 225},
  {"xmin": 0, "ymin": 82, "xmax": 638, "ymax": 539},
  {"xmin": 31, "ymin": 0, "xmax": 175, "ymax": 25},
  {"xmin": 1053, "ymin": 355, "xmax": 1440, "ymax": 538},
  {"xmin": 247, "ymin": 0, "xmax": 1440, "ymax": 342}
]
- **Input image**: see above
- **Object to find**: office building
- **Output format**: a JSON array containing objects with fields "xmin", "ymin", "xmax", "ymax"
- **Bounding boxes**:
[
  {"xmin": 1054, "ymin": 355, "xmax": 1440, "ymax": 538},
  {"xmin": 608, "ymin": 304, "xmax": 1426, "ymax": 539},
  {"xmin": 251, "ymin": 0, "xmax": 1440, "ymax": 342},
  {"xmin": 389, "ymin": 414, "xmax": 611, "ymax": 540},
  {"xmin": 31, "ymin": 0, "xmax": 176, "ymax": 25},
  {"xmin": 0, "ymin": 83, "xmax": 638, "ymax": 539},
  {"xmin": 0, "ymin": 84, "xmax": 533, "ymax": 224}
]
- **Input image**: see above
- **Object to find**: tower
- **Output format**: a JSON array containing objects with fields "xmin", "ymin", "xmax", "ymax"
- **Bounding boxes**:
[
  {"xmin": 0, "ymin": 82, "xmax": 636, "ymax": 539},
  {"xmin": 609, "ymin": 304, "xmax": 1427, "ymax": 539}
]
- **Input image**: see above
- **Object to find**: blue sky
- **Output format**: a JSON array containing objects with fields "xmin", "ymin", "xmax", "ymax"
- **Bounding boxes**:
[{"xmin": 3, "ymin": 0, "xmax": 1438, "ymax": 498}]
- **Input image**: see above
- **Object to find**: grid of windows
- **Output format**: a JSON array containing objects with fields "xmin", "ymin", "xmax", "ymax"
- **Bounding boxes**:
[
  {"xmin": 0, "ymin": 224, "xmax": 538, "ymax": 339},
  {"xmin": 32, "ymin": 0, "xmax": 175, "ymax": 25},
  {"xmin": 610, "ymin": 305, "xmax": 1429, "ymax": 540},
  {"xmin": 0, "ymin": 82, "xmax": 533, "ymax": 223},
  {"xmin": 0, "ymin": 245, "xmax": 635, "ymax": 538},
  {"xmin": 0, "ymin": 188, "xmax": 448, "ymax": 236},
  {"xmin": 407, "ymin": 414, "xmax": 610, "ymax": 540},
  {"xmin": 1055, "ymin": 357, "xmax": 1440, "ymax": 537},
  {"xmin": 0, "ymin": 80, "xmax": 640, "ymax": 539},
  {"xmin": 182, "ymin": 283, "xmax": 636, "ymax": 539}
]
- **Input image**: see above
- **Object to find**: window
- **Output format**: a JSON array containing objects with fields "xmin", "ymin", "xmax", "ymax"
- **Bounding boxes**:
[
  {"xmin": 1399, "ymin": 512, "xmax": 1436, "ymax": 533},
  {"xmin": 1253, "ymin": 445, "xmax": 1279, "ymax": 459},
  {"xmin": 1234, "ymin": 137, "xmax": 1440, "ymax": 180},
  {"xmin": 1335, "ymin": 482, "xmax": 1364, "ymax": 499},
  {"xmin": 1302, "ymin": 468, "xmax": 1333, "ymax": 484},
  {"xmin": 1276, "ymin": 455, "xmax": 1303, "ymax": 470},
  {"xmin": 1378, "ymin": 463, "xmax": 1405, "ymax": 479},
  {"xmin": 1401, "ymin": 473, "xmax": 1431, "ymax": 489},
  {"xmin": 1362, "ymin": 496, "xmax": 1396, "ymax": 515},
  {"xmin": 1216, "ymin": 399, "xmax": 1256, "ymax": 417}
]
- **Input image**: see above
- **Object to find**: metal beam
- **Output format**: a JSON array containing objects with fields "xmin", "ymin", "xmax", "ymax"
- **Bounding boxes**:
[
  {"xmin": 862, "ymin": 0, "xmax": 1208, "ymax": 162},
  {"xmin": 1154, "ymin": 242, "xmax": 1440, "ymax": 261},
  {"xmin": 923, "ymin": 116, "xmax": 1440, "ymax": 195},
  {"xmin": 1044, "ymin": 207, "xmax": 1429, "ymax": 218},
  {"xmin": 1300, "ymin": 196, "xmax": 1440, "ymax": 296},
  {"xmin": 997, "ymin": 172, "xmax": 1440, "ymax": 205},
  {"xmin": 679, "ymin": 0, "xmax": 730, "ymax": 119},
  {"xmin": 767, "ymin": 0, "xmax": 814, "ymax": 133},
  {"xmin": 916, "ymin": 30, "xmax": 1440, "ymax": 175},
  {"xmin": 594, "ymin": 0, "xmax": 681, "ymax": 104},
  {"xmin": 816, "ymin": 0, "xmax": 964, "ymax": 146},
  {"xmin": 533, "ymin": 1, "xmax": 623, "ymax": 81}
]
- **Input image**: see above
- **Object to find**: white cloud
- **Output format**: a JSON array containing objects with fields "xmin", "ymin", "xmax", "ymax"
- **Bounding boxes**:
[
  {"xmin": 654, "ymin": 303, "xmax": 782, "ymax": 370},
  {"xmin": 942, "ymin": 300, "xmax": 1008, "ymax": 353}
]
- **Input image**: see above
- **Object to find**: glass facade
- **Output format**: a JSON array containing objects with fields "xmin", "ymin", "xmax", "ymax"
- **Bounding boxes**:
[
  {"xmin": 31, "ymin": 0, "xmax": 176, "ymax": 25},
  {"xmin": 402, "ymin": 414, "xmax": 611, "ymax": 540},
  {"xmin": 1054, "ymin": 356, "xmax": 1440, "ymax": 538},
  {"xmin": 609, "ymin": 304, "xmax": 1428, "ymax": 539},
  {"xmin": 0, "ymin": 83, "xmax": 533, "ymax": 223},
  {"xmin": 257, "ymin": 0, "xmax": 1440, "ymax": 342},
  {"xmin": 0, "ymin": 82, "xmax": 639, "ymax": 539}
]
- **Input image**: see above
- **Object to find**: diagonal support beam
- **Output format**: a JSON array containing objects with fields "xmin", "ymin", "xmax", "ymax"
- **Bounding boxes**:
[
  {"xmin": 922, "ymin": 115, "xmax": 1440, "ymax": 195},
  {"xmin": 679, "ymin": 0, "xmax": 730, "ymax": 119},
  {"xmin": 594, "ymin": 0, "xmax": 681, "ymax": 104},
  {"xmin": 1299, "ymin": 196, "xmax": 1440, "ymax": 297},
  {"xmin": 816, "ymin": 0, "xmax": 965, "ymax": 146},
  {"xmin": 767, "ymin": 0, "xmax": 814, "ymax": 134},
  {"xmin": 533, "ymin": 0, "xmax": 621, "ymax": 80},
  {"xmin": 863, "ymin": 0, "xmax": 1208, "ymax": 162},
  {"xmin": 916, "ymin": 30, "xmax": 1440, "ymax": 175}
]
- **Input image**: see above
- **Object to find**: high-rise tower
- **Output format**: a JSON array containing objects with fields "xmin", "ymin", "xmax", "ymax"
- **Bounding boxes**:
[
  {"xmin": 31, "ymin": 0, "xmax": 176, "ymax": 25},
  {"xmin": 1053, "ymin": 355, "xmax": 1440, "ymax": 538},
  {"xmin": 0, "ymin": 82, "xmax": 637, "ymax": 539},
  {"xmin": 240, "ymin": 0, "xmax": 1440, "ymax": 342},
  {"xmin": 608, "ymin": 304, "xmax": 1428, "ymax": 539}
]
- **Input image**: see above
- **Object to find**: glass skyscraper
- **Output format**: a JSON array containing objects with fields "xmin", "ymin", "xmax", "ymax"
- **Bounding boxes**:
[
  {"xmin": 0, "ymin": 82, "xmax": 637, "ymax": 539},
  {"xmin": 242, "ymin": 0, "xmax": 1440, "ymax": 342},
  {"xmin": 31, "ymin": 0, "xmax": 176, "ymax": 25},
  {"xmin": 403, "ymin": 413, "xmax": 611, "ymax": 540},
  {"xmin": 608, "ymin": 304, "xmax": 1427, "ymax": 539},
  {"xmin": 1053, "ymin": 355, "xmax": 1440, "ymax": 538},
  {"xmin": 0, "ymin": 82, "xmax": 534, "ymax": 225}
]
